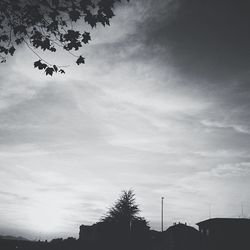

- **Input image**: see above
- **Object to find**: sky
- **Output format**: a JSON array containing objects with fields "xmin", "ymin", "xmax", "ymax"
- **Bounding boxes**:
[{"xmin": 1, "ymin": 0, "xmax": 250, "ymax": 240}]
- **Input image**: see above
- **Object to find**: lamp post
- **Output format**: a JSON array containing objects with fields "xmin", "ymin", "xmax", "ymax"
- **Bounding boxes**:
[{"xmin": 161, "ymin": 197, "xmax": 164, "ymax": 232}]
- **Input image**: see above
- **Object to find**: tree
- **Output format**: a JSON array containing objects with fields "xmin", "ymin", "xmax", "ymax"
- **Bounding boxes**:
[
  {"xmin": 101, "ymin": 190, "xmax": 150, "ymax": 250},
  {"xmin": 0, "ymin": 0, "xmax": 129, "ymax": 75},
  {"xmin": 102, "ymin": 190, "xmax": 139, "ymax": 223},
  {"xmin": 102, "ymin": 190, "xmax": 148, "ymax": 231}
]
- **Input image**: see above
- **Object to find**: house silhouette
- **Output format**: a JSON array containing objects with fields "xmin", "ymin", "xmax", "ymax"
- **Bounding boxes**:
[{"xmin": 197, "ymin": 218, "xmax": 250, "ymax": 250}]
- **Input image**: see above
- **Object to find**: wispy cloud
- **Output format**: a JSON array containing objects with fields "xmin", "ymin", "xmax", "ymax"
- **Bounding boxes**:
[
  {"xmin": 201, "ymin": 120, "xmax": 250, "ymax": 134},
  {"xmin": 211, "ymin": 162, "xmax": 250, "ymax": 178}
]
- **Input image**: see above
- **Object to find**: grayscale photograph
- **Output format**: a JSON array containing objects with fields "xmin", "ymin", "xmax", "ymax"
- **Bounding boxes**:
[{"xmin": 0, "ymin": 1, "xmax": 249, "ymax": 250}]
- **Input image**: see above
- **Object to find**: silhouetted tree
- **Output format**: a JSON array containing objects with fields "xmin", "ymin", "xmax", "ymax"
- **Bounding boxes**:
[
  {"xmin": 0, "ymin": 0, "xmax": 129, "ymax": 75},
  {"xmin": 101, "ymin": 190, "xmax": 150, "ymax": 250},
  {"xmin": 102, "ymin": 190, "xmax": 140, "ymax": 224},
  {"xmin": 102, "ymin": 190, "xmax": 149, "ymax": 234}
]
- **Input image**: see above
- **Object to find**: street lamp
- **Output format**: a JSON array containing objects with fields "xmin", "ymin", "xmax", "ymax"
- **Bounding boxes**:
[{"xmin": 161, "ymin": 197, "xmax": 164, "ymax": 232}]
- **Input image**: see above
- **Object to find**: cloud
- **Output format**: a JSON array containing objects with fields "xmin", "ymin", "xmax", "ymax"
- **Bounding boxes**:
[
  {"xmin": 201, "ymin": 119, "xmax": 250, "ymax": 134},
  {"xmin": 0, "ymin": 191, "xmax": 29, "ymax": 201},
  {"xmin": 0, "ymin": 66, "xmax": 44, "ymax": 111},
  {"xmin": 211, "ymin": 162, "xmax": 250, "ymax": 178},
  {"xmin": 142, "ymin": 0, "xmax": 250, "ymax": 83}
]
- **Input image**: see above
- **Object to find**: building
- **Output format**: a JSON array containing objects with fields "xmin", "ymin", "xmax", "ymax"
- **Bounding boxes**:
[
  {"xmin": 197, "ymin": 218, "xmax": 250, "ymax": 250},
  {"xmin": 79, "ymin": 222, "xmax": 114, "ymax": 241},
  {"xmin": 79, "ymin": 220, "xmax": 150, "ymax": 241},
  {"xmin": 79, "ymin": 220, "xmax": 151, "ymax": 250},
  {"xmin": 162, "ymin": 222, "xmax": 201, "ymax": 250},
  {"xmin": 79, "ymin": 224, "xmax": 95, "ymax": 241}
]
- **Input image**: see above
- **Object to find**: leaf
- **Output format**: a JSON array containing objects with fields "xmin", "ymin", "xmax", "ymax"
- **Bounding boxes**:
[
  {"xmin": 49, "ymin": 10, "xmax": 60, "ymax": 20},
  {"xmin": 40, "ymin": 0, "xmax": 49, "ymax": 6},
  {"xmin": 64, "ymin": 41, "xmax": 82, "ymax": 51},
  {"xmin": 15, "ymin": 38, "xmax": 23, "ymax": 45},
  {"xmin": 13, "ymin": 25, "xmax": 27, "ymax": 35},
  {"xmin": 0, "ymin": 34, "xmax": 8, "ymax": 42},
  {"xmin": 58, "ymin": 6, "xmax": 67, "ymax": 11},
  {"xmin": 45, "ymin": 67, "xmax": 54, "ymax": 76},
  {"xmin": 34, "ymin": 60, "xmax": 47, "ymax": 70},
  {"xmin": 82, "ymin": 32, "xmax": 91, "ymax": 44},
  {"xmin": 76, "ymin": 56, "xmax": 85, "ymax": 65},
  {"xmin": 103, "ymin": 8, "xmax": 115, "ymax": 19},
  {"xmin": 64, "ymin": 30, "xmax": 80, "ymax": 41},
  {"xmin": 85, "ymin": 12, "xmax": 97, "ymax": 27},
  {"xmin": 69, "ymin": 10, "xmax": 81, "ymax": 22},
  {"xmin": 34, "ymin": 60, "xmax": 41, "ymax": 68},
  {"xmin": 53, "ymin": 65, "xmax": 58, "ymax": 72},
  {"xmin": 79, "ymin": 0, "xmax": 93, "ymax": 9},
  {"xmin": 0, "ymin": 46, "xmax": 9, "ymax": 55},
  {"xmin": 8, "ymin": 46, "xmax": 16, "ymax": 56},
  {"xmin": 39, "ymin": 63, "xmax": 47, "ymax": 70},
  {"xmin": 52, "ymin": 0, "xmax": 59, "ymax": 6},
  {"xmin": 12, "ymin": 3, "xmax": 21, "ymax": 11},
  {"xmin": 41, "ymin": 38, "xmax": 51, "ymax": 51}
]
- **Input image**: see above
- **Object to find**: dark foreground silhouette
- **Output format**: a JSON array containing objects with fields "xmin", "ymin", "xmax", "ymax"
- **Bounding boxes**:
[
  {"xmin": 1, "ymin": 191, "xmax": 250, "ymax": 250},
  {"xmin": 2, "ymin": 218, "xmax": 250, "ymax": 250}
]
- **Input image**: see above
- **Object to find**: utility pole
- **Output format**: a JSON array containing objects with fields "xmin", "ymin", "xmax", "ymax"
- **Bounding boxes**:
[
  {"xmin": 209, "ymin": 204, "xmax": 211, "ymax": 219},
  {"xmin": 161, "ymin": 197, "xmax": 164, "ymax": 232},
  {"xmin": 241, "ymin": 202, "xmax": 244, "ymax": 218}
]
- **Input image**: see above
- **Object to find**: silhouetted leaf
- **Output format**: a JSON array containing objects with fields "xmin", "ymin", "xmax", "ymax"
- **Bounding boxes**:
[
  {"xmin": 39, "ymin": 63, "xmax": 47, "ymax": 70},
  {"xmin": 8, "ymin": 46, "xmax": 16, "ymax": 56},
  {"xmin": 0, "ymin": 34, "xmax": 8, "ymax": 42},
  {"xmin": 76, "ymin": 56, "xmax": 85, "ymax": 65},
  {"xmin": 15, "ymin": 38, "xmax": 23, "ymax": 45},
  {"xmin": 34, "ymin": 60, "xmax": 41, "ymax": 68},
  {"xmin": 0, "ymin": 0, "xmax": 129, "ymax": 76},
  {"xmin": 82, "ymin": 32, "xmax": 91, "ymax": 44},
  {"xmin": 0, "ymin": 46, "xmax": 9, "ymax": 55},
  {"xmin": 69, "ymin": 10, "xmax": 81, "ymax": 22},
  {"xmin": 52, "ymin": 0, "xmax": 59, "ymax": 6},
  {"xmin": 13, "ymin": 25, "xmax": 27, "ymax": 35},
  {"xmin": 53, "ymin": 65, "xmax": 58, "ymax": 72},
  {"xmin": 85, "ymin": 12, "xmax": 97, "ymax": 27},
  {"xmin": 45, "ymin": 67, "xmax": 54, "ymax": 76},
  {"xmin": 64, "ymin": 30, "xmax": 80, "ymax": 41},
  {"xmin": 34, "ymin": 60, "xmax": 47, "ymax": 70}
]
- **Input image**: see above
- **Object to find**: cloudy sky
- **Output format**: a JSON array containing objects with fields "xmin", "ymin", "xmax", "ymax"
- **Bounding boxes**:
[{"xmin": 1, "ymin": 0, "xmax": 250, "ymax": 240}]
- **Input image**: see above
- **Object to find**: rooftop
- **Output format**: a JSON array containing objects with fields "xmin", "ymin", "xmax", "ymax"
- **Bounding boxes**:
[{"xmin": 197, "ymin": 218, "xmax": 250, "ymax": 226}]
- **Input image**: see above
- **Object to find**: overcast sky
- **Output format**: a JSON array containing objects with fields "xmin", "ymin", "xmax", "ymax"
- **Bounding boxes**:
[{"xmin": 1, "ymin": 0, "xmax": 250, "ymax": 240}]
